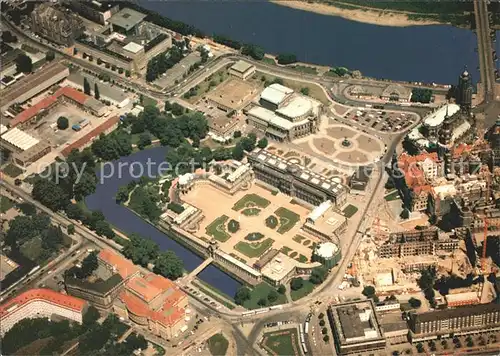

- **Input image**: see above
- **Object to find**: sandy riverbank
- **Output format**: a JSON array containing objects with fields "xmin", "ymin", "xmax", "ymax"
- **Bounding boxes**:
[{"xmin": 271, "ymin": 1, "xmax": 443, "ymax": 27}]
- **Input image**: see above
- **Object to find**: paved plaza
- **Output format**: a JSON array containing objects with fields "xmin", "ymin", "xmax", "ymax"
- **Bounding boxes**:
[{"xmin": 294, "ymin": 122, "xmax": 385, "ymax": 166}]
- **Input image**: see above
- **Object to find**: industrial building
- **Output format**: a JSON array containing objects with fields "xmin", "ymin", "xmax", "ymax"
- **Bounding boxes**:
[
  {"xmin": 65, "ymin": 72, "xmax": 130, "ymax": 108},
  {"xmin": 66, "ymin": 0, "xmax": 120, "ymax": 25},
  {"xmin": 228, "ymin": 60, "xmax": 256, "ymax": 80},
  {"xmin": 0, "ymin": 125, "xmax": 51, "ymax": 168},
  {"xmin": 30, "ymin": 3, "xmax": 84, "ymax": 47},
  {"xmin": 327, "ymin": 300, "xmax": 386, "ymax": 355},
  {"xmin": 206, "ymin": 78, "xmax": 259, "ymax": 112},
  {"xmin": 0, "ymin": 288, "xmax": 88, "ymax": 336},
  {"xmin": 246, "ymin": 84, "xmax": 323, "ymax": 141},
  {"xmin": 61, "ymin": 116, "xmax": 120, "ymax": 157},
  {"xmin": 9, "ymin": 86, "xmax": 107, "ymax": 129},
  {"xmin": 248, "ymin": 148, "xmax": 348, "ymax": 207},
  {"xmin": 409, "ymin": 303, "xmax": 500, "ymax": 342},
  {"xmin": 74, "ymin": 8, "xmax": 171, "ymax": 73},
  {"xmin": 0, "ymin": 61, "xmax": 69, "ymax": 112}
]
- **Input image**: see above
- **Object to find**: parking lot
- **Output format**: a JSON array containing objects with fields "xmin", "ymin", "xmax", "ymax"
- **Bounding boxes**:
[{"xmin": 345, "ymin": 108, "xmax": 418, "ymax": 133}]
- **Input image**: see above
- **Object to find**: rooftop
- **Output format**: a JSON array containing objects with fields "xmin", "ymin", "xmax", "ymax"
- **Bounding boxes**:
[
  {"xmin": 314, "ymin": 242, "xmax": 339, "ymax": 258},
  {"xmin": 108, "ymin": 8, "xmax": 147, "ymax": 31},
  {"xmin": 260, "ymin": 83, "xmax": 294, "ymax": 105},
  {"xmin": 381, "ymin": 83, "xmax": 412, "ymax": 99},
  {"xmin": 0, "ymin": 288, "xmax": 86, "ymax": 318},
  {"xmin": 230, "ymin": 60, "xmax": 254, "ymax": 74},
  {"xmin": 411, "ymin": 302, "xmax": 500, "ymax": 324},
  {"xmin": 276, "ymin": 95, "xmax": 318, "ymax": 119},
  {"xmin": 423, "ymin": 103, "xmax": 460, "ymax": 128},
  {"xmin": 1, "ymin": 128, "xmax": 39, "ymax": 151},
  {"xmin": 66, "ymin": 73, "xmax": 129, "ymax": 104},
  {"xmin": 206, "ymin": 78, "xmax": 257, "ymax": 111},
  {"xmin": 123, "ymin": 42, "xmax": 144, "ymax": 54},
  {"xmin": 61, "ymin": 116, "xmax": 119, "ymax": 157},
  {"xmin": 260, "ymin": 252, "xmax": 297, "ymax": 282},
  {"xmin": 98, "ymin": 249, "xmax": 139, "ymax": 280}
]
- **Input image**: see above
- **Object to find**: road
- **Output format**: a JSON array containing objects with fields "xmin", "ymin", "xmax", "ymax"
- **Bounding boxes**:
[{"xmin": 474, "ymin": 0, "xmax": 497, "ymax": 103}]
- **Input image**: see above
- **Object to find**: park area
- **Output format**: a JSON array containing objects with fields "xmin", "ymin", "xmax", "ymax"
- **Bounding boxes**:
[
  {"xmin": 207, "ymin": 333, "xmax": 229, "ymax": 356},
  {"xmin": 182, "ymin": 184, "xmax": 321, "ymax": 265},
  {"xmin": 261, "ymin": 328, "xmax": 302, "ymax": 356}
]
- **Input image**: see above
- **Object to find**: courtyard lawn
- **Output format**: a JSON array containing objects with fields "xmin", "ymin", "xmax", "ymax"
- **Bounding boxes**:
[
  {"xmin": 261, "ymin": 328, "xmax": 301, "ymax": 356},
  {"xmin": 297, "ymin": 254, "xmax": 309, "ymax": 263},
  {"xmin": 290, "ymin": 280, "xmax": 315, "ymax": 301},
  {"xmin": 342, "ymin": 204, "xmax": 359, "ymax": 218},
  {"xmin": 232, "ymin": 194, "xmax": 270, "ymax": 211},
  {"xmin": 280, "ymin": 246, "xmax": 293, "ymax": 255},
  {"xmin": 244, "ymin": 282, "xmax": 287, "ymax": 310},
  {"xmin": 245, "ymin": 232, "xmax": 265, "ymax": 241},
  {"xmin": 205, "ymin": 215, "xmax": 231, "ymax": 242},
  {"xmin": 385, "ymin": 191, "xmax": 401, "ymax": 201},
  {"xmin": 275, "ymin": 207, "xmax": 300, "ymax": 234},
  {"xmin": 208, "ymin": 333, "xmax": 229, "ymax": 356},
  {"xmin": 292, "ymin": 235, "xmax": 305, "ymax": 243},
  {"xmin": 2, "ymin": 163, "xmax": 23, "ymax": 178},
  {"xmin": 241, "ymin": 207, "xmax": 261, "ymax": 216},
  {"xmin": 234, "ymin": 238, "xmax": 274, "ymax": 258},
  {"xmin": 0, "ymin": 195, "xmax": 15, "ymax": 213}
]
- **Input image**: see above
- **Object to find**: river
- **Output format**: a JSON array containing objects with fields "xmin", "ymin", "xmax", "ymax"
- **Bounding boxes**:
[
  {"xmin": 85, "ymin": 147, "xmax": 242, "ymax": 296},
  {"xmin": 139, "ymin": 0, "xmax": 486, "ymax": 85}
]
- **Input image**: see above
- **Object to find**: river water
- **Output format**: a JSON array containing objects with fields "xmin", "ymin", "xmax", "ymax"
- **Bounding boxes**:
[
  {"xmin": 139, "ymin": 0, "xmax": 486, "ymax": 84},
  {"xmin": 85, "ymin": 147, "xmax": 243, "ymax": 296}
]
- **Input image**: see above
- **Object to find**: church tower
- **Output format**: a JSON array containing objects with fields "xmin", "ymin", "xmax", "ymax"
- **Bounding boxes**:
[
  {"xmin": 439, "ymin": 105, "xmax": 454, "ymax": 175},
  {"xmin": 456, "ymin": 67, "xmax": 473, "ymax": 114}
]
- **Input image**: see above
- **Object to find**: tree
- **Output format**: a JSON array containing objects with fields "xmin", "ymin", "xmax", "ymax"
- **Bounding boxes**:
[
  {"xmin": 32, "ymin": 178, "xmax": 69, "ymax": 212},
  {"xmin": 231, "ymin": 143, "xmax": 245, "ymax": 161},
  {"xmin": 73, "ymin": 172, "xmax": 97, "ymax": 200},
  {"xmin": 267, "ymin": 290, "xmax": 278, "ymax": 302},
  {"xmin": 66, "ymin": 203, "xmax": 84, "ymax": 220},
  {"xmin": 416, "ymin": 342, "xmax": 424, "ymax": 353},
  {"xmin": 276, "ymin": 53, "xmax": 297, "ymax": 65},
  {"xmin": 290, "ymin": 277, "xmax": 303, "ymax": 291},
  {"xmin": 137, "ymin": 132, "xmax": 152, "ymax": 150},
  {"xmin": 83, "ymin": 77, "xmax": 91, "ymax": 95},
  {"xmin": 257, "ymin": 297, "xmax": 267, "ymax": 306},
  {"xmin": 82, "ymin": 305, "xmax": 100, "ymax": 329},
  {"xmin": 300, "ymin": 87, "xmax": 310, "ymax": 96},
  {"xmin": 234, "ymin": 286, "xmax": 251, "ymax": 305},
  {"xmin": 277, "ymin": 284, "xmax": 286, "ymax": 294},
  {"xmin": 126, "ymin": 332, "xmax": 148, "ymax": 351},
  {"xmin": 17, "ymin": 202, "xmax": 36, "ymax": 216},
  {"xmin": 323, "ymin": 335, "xmax": 330, "ymax": 342},
  {"xmin": 122, "ymin": 234, "xmax": 159, "ymax": 267},
  {"xmin": 233, "ymin": 130, "xmax": 242, "ymax": 138},
  {"xmin": 319, "ymin": 319, "xmax": 325, "ymax": 326},
  {"xmin": 57, "ymin": 116, "xmax": 69, "ymax": 130},
  {"xmin": 116, "ymin": 185, "xmax": 131, "ymax": 203},
  {"xmin": 15, "ymin": 53, "xmax": 32, "ymax": 73},
  {"xmin": 408, "ymin": 297, "xmax": 422, "ymax": 308},
  {"xmin": 81, "ymin": 252, "xmax": 98, "ymax": 277},
  {"xmin": 94, "ymin": 83, "xmax": 100, "ymax": 100},
  {"xmin": 1, "ymin": 31, "xmax": 17, "ymax": 43},
  {"xmin": 67, "ymin": 224, "xmax": 75, "ymax": 235},
  {"xmin": 321, "ymin": 327, "xmax": 327, "ymax": 335},
  {"xmin": 153, "ymin": 251, "xmax": 184, "ymax": 280},
  {"xmin": 310, "ymin": 266, "xmax": 328, "ymax": 285},
  {"xmin": 257, "ymin": 137, "xmax": 268, "ymax": 149},
  {"xmin": 362, "ymin": 285, "xmax": 376, "ymax": 298},
  {"xmin": 45, "ymin": 50, "xmax": 55, "ymax": 61},
  {"xmin": 95, "ymin": 220, "xmax": 115, "ymax": 238}
]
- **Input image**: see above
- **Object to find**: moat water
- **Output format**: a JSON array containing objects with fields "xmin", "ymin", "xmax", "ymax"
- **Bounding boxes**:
[
  {"xmin": 137, "ymin": 0, "xmax": 498, "ymax": 84},
  {"xmin": 85, "ymin": 147, "xmax": 243, "ymax": 296}
]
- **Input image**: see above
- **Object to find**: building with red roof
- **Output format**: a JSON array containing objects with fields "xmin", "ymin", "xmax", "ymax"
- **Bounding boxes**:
[
  {"xmin": 61, "ymin": 116, "xmax": 120, "ymax": 157},
  {"xmin": 10, "ymin": 86, "xmax": 108, "ymax": 129},
  {"xmin": 0, "ymin": 288, "xmax": 88, "ymax": 336}
]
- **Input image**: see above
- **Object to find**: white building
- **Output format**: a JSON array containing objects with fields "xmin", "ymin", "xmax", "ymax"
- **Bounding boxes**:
[{"xmin": 0, "ymin": 289, "xmax": 88, "ymax": 336}]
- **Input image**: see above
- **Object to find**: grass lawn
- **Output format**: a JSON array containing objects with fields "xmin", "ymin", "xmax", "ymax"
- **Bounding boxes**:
[
  {"xmin": 297, "ymin": 254, "xmax": 309, "ymax": 263},
  {"xmin": 244, "ymin": 282, "xmax": 287, "ymax": 310},
  {"xmin": 207, "ymin": 333, "xmax": 229, "ymax": 356},
  {"xmin": 186, "ymin": 70, "xmax": 229, "ymax": 104},
  {"xmin": 385, "ymin": 191, "xmax": 401, "ymax": 201},
  {"xmin": 232, "ymin": 194, "xmax": 270, "ymax": 211},
  {"xmin": 342, "ymin": 204, "xmax": 359, "ymax": 218},
  {"xmin": 261, "ymin": 328, "xmax": 301, "ymax": 356},
  {"xmin": 291, "ymin": 65, "xmax": 318, "ymax": 75},
  {"xmin": 275, "ymin": 207, "xmax": 300, "ymax": 234},
  {"xmin": 0, "ymin": 195, "xmax": 15, "ymax": 213},
  {"xmin": 192, "ymin": 280, "xmax": 236, "ymax": 310},
  {"xmin": 290, "ymin": 280, "xmax": 315, "ymax": 301},
  {"xmin": 235, "ymin": 238, "xmax": 274, "ymax": 258},
  {"xmin": 261, "ymin": 57, "xmax": 276, "ymax": 65},
  {"xmin": 205, "ymin": 215, "xmax": 231, "ymax": 242},
  {"xmin": 245, "ymin": 232, "xmax": 265, "ymax": 241},
  {"xmin": 141, "ymin": 95, "xmax": 158, "ymax": 107},
  {"xmin": 280, "ymin": 246, "xmax": 292, "ymax": 255},
  {"xmin": 292, "ymin": 235, "xmax": 305, "ymax": 243},
  {"xmin": 20, "ymin": 237, "xmax": 43, "ymax": 262},
  {"xmin": 241, "ymin": 207, "xmax": 261, "ymax": 216},
  {"xmin": 2, "ymin": 163, "xmax": 23, "ymax": 178}
]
